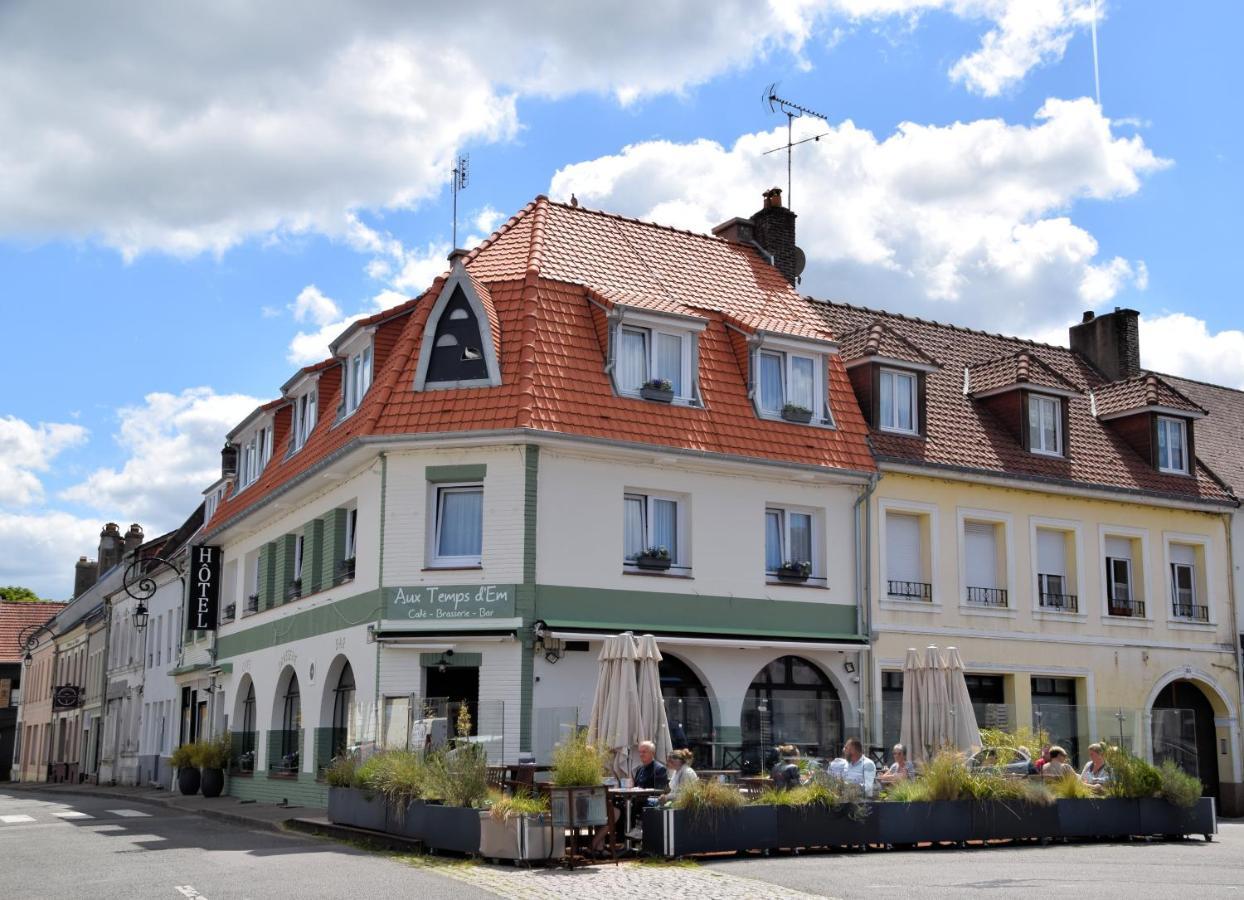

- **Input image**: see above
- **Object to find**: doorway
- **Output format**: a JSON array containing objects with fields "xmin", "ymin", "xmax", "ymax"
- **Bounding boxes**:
[
  {"xmin": 1151, "ymin": 680, "xmax": 1219, "ymax": 804},
  {"xmin": 425, "ymin": 666, "xmax": 479, "ymax": 739}
]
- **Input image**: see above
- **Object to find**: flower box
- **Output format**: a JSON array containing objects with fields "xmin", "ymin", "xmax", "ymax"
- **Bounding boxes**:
[
  {"xmin": 336, "ymin": 557, "xmax": 356, "ymax": 584},
  {"xmin": 479, "ymin": 812, "xmax": 565, "ymax": 861},
  {"xmin": 780, "ymin": 405, "xmax": 813, "ymax": 424},
  {"xmin": 328, "ymin": 787, "xmax": 388, "ymax": 833},
  {"xmin": 634, "ymin": 552, "xmax": 672, "ymax": 572},
  {"xmin": 776, "ymin": 563, "xmax": 811, "ymax": 583},
  {"xmin": 1137, "ymin": 796, "xmax": 1215, "ymax": 839},
  {"xmin": 640, "ymin": 386, "xmax": 674, "ymax": 403},
  {"xmin": 422, "ymin": 803, "xmax": 482, "ymax": 854},
  {"xmin": 285, "ymin": 579, "xmax": 302, "ymax": 601},
  {"xmin": 775, "ymin": 803, "xmax": 872, "ymax": 849}
]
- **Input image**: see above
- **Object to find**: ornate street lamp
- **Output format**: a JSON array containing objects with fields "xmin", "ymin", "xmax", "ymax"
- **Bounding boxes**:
[
  {"xmin": 132, "ymin": 601, "xmax": 149, "ymax": 631},
  {"xmin": 18, "ymin": 620, "xmax": 55, "ymax": 667},
  {"xmin": 122, "ymin": 553, "xmax": 182, "ymax": 633}
]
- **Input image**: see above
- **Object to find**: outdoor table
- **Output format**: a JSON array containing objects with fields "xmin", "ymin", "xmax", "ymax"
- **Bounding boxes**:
[
  {"xmin": 697, "ymin": 769, "xmax": 741, "ymax": 783},
  {"xmin": 608, "ymin": 787, "xmax": 663, "ymax": 851}
]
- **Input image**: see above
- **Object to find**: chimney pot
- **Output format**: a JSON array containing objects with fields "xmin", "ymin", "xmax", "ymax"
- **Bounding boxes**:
[
  {"xmin": 1082, "ymin": 311, "xmax": 1095, "ymax": 323},
  {"xmin": 221, "ymin": 441, "xmax": 238, "ymax": 479},
  {"xmin": 447, "ymin": 248, "xmax": 469, "ymax": 270}
]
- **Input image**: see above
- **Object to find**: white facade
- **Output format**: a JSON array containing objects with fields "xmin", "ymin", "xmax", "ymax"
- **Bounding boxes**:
[
  {"xmin": 99, "ymin": 588, "xmax": 145, "ymax": 786},
  {"xmin": 137, "ymin": 568, "xmax": 186, "ymax": 788}
]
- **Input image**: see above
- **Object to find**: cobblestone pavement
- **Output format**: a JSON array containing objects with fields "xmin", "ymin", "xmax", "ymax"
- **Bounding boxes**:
[{"xmin": 409, "ymin": 858, "xmax": 831, "ymax": 899}]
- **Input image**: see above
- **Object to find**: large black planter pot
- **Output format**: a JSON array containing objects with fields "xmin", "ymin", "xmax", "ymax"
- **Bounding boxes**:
[
  {"xmin": 642, "ymin": 805, "xmax": 777, "ymax": 857},
  {"xmin": 383, "ymin": 798, "xmax": 426, "ymax": 840},
  {"xmin": 328, "ymin": 787, "xmax": 389, "ymax": 833},
  {"xmin": 971, "ymin": 800, "xmax": 1060, "ymax": 841},
  {"xmin": 421, "ymin": 804, "xmax": 482, "ymax": 855},
  {"xmin": 1138, "ymin": 797, "xmax": 1216, "ymax": 838},
  {"xmin": 200, "ymin": 768, "xmax": 225, "ymax": 798},
  {"xmin": 776, "ymin": 804, "xmax": 873, "ymax": 849},
  {"xmin": 177, "ymin": 767, "xmax": 201, "ymax": 796},
  {"xmin": 873, "ymin": 801, "xmax": 975, "ymax": 845},
  {"xmin": 1055, "ymin": 798, "xmax": 1141, "ymax": 838}
]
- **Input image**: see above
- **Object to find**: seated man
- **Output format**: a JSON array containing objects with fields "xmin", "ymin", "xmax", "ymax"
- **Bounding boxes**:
[
  {"xmin": 1040, "ymin": 745, "xmax": 1074, "ymax": 778},
  {"xmin": 633, "ymin": 740, "xmax": 667, "ymax": 789},
  {"xmin": 839, "ymin": 737, "xmax": 877, "ymax": 797}
]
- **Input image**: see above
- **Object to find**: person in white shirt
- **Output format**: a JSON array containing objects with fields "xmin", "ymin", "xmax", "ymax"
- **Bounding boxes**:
[
  {"xmin": 840, "ymin": 737, "xmax": 877, "ymax": 797},
  {"xmin": 660, "ymin": 748, "xmax": 699, "ymax": 804}
]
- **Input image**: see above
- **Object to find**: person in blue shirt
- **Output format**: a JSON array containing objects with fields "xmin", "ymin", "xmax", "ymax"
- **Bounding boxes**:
[{"xmin": 632, "ymin": 740, "xmax": 667, "ymax": 789}]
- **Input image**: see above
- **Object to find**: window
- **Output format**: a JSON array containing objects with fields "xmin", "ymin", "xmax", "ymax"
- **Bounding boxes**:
[
  {"xmin": 382, "ymin": 696, "xmax": 411, "ymax": 750},
  {"xmin": 1103, "ymin": 533, "xmax": 1146, "ymax": 617},
  {"xmin": 278, "ymin": 674, "xmax": 301, "ymax": 772},
  {"xmin": 330, "ymin": 663, "xmax": 356, "ymax": 759},
  {"xmin": 765, "ymin": 507, "xmax": 816, "ymax": 577},
  {"xmin": 758, "ymin": 349, "xmax": 820, "ymax": 418},
  {"xmin": 344, "ymin": 343, "xmax": 373, "ymax": 415},
  {"xmin": 238, "ymin": 425, "xmax": 273, "ymax": 489},
  {"xmin": 616, "ymin": 325, "xmax": 693, "ymax": 399},
  {"xmin": 879, "ymin": 369, "xmax": 918, "ymax": 434},
  {"xmin": 1169, "ymin": 543, "xmax": 1206, "ymax": 621},
  {"xmin": 1157, "ymin": 416, "xmax": 1188, "ymax": 474},
  {"xmin": 292, "ymin": 389, "xmax": 317, "ymax": 452},
  {"xmin": 963, "ymin": 521, "xmax": 1006, "ymax": 607},
  {"xmin": 246, "ymin": 553, "xmax": 261, "ymax": 612},
  {"xmin": 1028, "ymin": 394, "xmax": 1062, "ymax": 455},
  {"xmin": 432, "ymin": 484, "xmax": 483, "ymax": 566},
  {"xmin": 1035, "ymin": 528, "xmax": 1076, "ymax": 612},
  {"xmin": 292, "ymin": 534, "xmax": 304, "ymax": 587},
  {"xmin": 344, "ymin": 507, "xmax": 358, "ymax": 561},
  {"xmin": 426, "ymin": 287, "xmax": 489, "ymax": 384},
  {"xmin": 623, "ymin": 492, "xmax": 683, "ymax": 566}
]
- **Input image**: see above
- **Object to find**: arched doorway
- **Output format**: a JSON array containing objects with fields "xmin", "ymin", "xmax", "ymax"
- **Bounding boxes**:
[
  {"xmin": 658, "ymin": 653, "xmax": 713, "ymax": 768},
  {"xmin": 741, "ymin": 655, "xmax": 843, "ymax": 774},
  {"xmin": 330, "ymin": 662, "xmax": 356, "ymax": 758},
  {"xmin": 271, "ymin": 667, "xmax": 302, "ymax": 775},
  {"xmin": 232, "ymin": 677, "xmax": 257, "ymax": 773},
  {"xmin": 1152, "ymin": 680, "xmax": 1220, "ymax": 802}
]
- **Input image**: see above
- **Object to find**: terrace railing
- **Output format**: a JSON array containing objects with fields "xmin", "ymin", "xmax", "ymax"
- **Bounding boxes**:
[
  {"xmin": 1038, "ymin": 591, "xmax": 1078, "ymax": 612},
  {"xmin": 965, "ymin": 586, "xmax": 1008, "ymax": 607},
  {"xmin": 887, "ymin": 580, "xmax": 933, "ymax": 601},
  {"xmin": 1171, "ymin": 602, "xmax": 1209, "ymax": 622}
]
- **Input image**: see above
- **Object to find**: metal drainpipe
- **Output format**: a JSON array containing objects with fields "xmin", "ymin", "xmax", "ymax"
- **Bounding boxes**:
[{"xmin": 853, "ymin": 472, "xmax": 880, "ymax": 748}]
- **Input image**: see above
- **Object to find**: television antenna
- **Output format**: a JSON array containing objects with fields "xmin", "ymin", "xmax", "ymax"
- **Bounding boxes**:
[
  {"xmin": 763, "ymin": 84, "xmax": 830, "ymax": 211},
  {"xmin": 451, "ymin": 153, "xmax": 470, "ymax": 248}
]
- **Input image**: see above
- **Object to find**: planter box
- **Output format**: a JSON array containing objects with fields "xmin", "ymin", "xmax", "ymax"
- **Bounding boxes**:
[
  {"xmin": 328, "ymin": 787, "xmax": 388, "ymax": 833},
  {"xmin": 971, "ymin": 800, "xmax": 1059, "ymax": 841},
  {"xmin": 776, "ymin": 804, "xmax": 872, "ymax": 849},
  {"xmin": 873, "ymin": 800, "xmax": 975, "ymax": 845},
  {"xmin": 776, "ymin": 567, "xmax": 810, "ymax": 583},
  {"xmin": 479, "ymin": 813, "xmax": 565, "ymax": 861},
  {"xmin": 640, "ymin": 386, "xmax": 674, "ymax": 403},
  {"xmin": 548, "ymin": 785, "xmax": 609, "ymax": 828},
  {"xmin": 1137, "ymin": 797, "xmax": 1215, "ymax": 838},
  {"xmin": 641, "ymin": 805, "xmax": 777, "ymax": 857},
  {"xmin": 781, "ymin": 407, "xmax": 813, "ymax": 424},
  {"xmin": 634, "ymin": 554, "xmax": 672, "ymax": 572},
  {"xmin": 1055, "ymin": 798, "xmax": 1140, "ymax": 839},
  {"xmin": 422, "ymin": 804, "xmax": 482, "ymax": 855}
]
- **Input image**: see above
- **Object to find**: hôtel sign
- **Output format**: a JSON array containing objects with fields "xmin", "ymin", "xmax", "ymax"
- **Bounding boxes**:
[
  {"xmin": 188, "ymin": 544, "xmax": 222, "ymax": 632},
  {"xmin": 384, "ymin": 584, "xmax": 516, "ymax": 621}
]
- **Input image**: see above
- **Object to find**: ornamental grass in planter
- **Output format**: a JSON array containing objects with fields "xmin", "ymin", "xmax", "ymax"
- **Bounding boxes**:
[
  {"xmin": 480, "ymin": 790, "xmax": 563, "ymax": 860},
  {"xmin": 763, "ymin": 776, "xmax": 872, "ymax": 848},
  {"xmin": 360, "ymin": 750, "xmax": 425, "ymax": 838},
  {"xmin": 195, "ymin": 732, "xmax": 232, "ymax": 799},
  {"xmin": 547, "ymin": 728, "xmax": 609, "ymax": 828},
  {"xmin": 171, "ymin": 743, "xmax": 200, "ymax": 796},
  {"xmin": 643, "ymin": 779, "xmax": 776, "ymax": 856}
]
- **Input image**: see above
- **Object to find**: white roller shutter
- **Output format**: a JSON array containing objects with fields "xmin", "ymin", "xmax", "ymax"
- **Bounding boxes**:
[
  {"xmin": 1105, "ymin": 536, "xmax": 1132, "ymax": 560},
  {"xmin": 965, "ymin": 523, "xmax": 999, "ymax": 589},
  {"xmin": 1036, "ymin": 530, "xmax": 1066, "ymax": 578},
  {"xmin": 1169, "ymin": 543, "xmax": 1196, "ymax": 566},
  {"xmin": 886, "ymin": 513, "xmax": 922, "ymax": 583}
]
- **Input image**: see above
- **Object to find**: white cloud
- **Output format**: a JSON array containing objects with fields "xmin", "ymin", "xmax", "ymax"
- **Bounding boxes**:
[
  {"xmin": 0, "ymin": 416, "xmax": 88, "ymax": 507},
  {"xmin": 0, "ymin": 511, "xmax": 102, "ymax": 600},
  {"xmin": 287, "ymin": 311, "xmax": 368, "ymax": 365},
  {"xmin": 290, "ymin": 284, "xmax": 342, "ymax": 326},
  {"xmin": 0, "ymin": 2, "xmax": 1103, "ymax": 258},
  {"xmin": 1139, "ymin": 314, "xmax": 1244, "ymax": 390},
  {"xmin": 551, "ymin": 97, "xmax": 1165, "ymax": 337},
  {"xmin": 59, "ymin": 387, "xmax": 262, "ymax": 527}
]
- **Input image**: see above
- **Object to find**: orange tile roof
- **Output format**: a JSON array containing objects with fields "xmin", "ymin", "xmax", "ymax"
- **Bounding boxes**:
[
  {"xmin": 205, "ymin": 197, "xmax": 876, "ymax": 532},
  {"xmin": 839, "ymin": 321, "xmax": 939, "ymax": 369},
  {"xmin": 1093, "ymin": 374, "xmax": 1206, "ymax": 419},
  {"xmin": 0, "ymin": 601, "xmax": 67, "ymax": 663},
  {"xmin": 968, "ymin": 350, "xmax": 1079, "ymax": 395}
]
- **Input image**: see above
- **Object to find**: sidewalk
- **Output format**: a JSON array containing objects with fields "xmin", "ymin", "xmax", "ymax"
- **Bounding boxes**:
[{"xmin": 2, "ymin": 780, "xmax": 305, "ymax": 832}]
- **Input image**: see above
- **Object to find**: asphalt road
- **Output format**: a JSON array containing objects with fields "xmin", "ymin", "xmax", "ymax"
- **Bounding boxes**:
[
  {"xmin": 0, "ymin": 789, "xmax": 492, "ymax": 900},
  {"xmin": 702, "ymin": 821, "xmax": 1244, "ymax": 899}
]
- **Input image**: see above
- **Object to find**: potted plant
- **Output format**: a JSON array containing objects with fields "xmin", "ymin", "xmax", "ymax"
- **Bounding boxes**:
[
  {"xmin": 634, "ymin": 546, "xmax": 672, "ymax": 572},
  {"xmin": 480, "ymin": 790, "xmax": 564, "ymax": 861},
  {"xmin": 336, "ymin": 556, "xmax": 356, "ymax": 584},
  {"xmin": 776, "ymin": 560, "xmax": 811, "ymax": 583},
  {"xmin": 325, "ymin": 753, "xmax": 390, "ymax": 833},
  {"xmin": 545, "ymin": 728, "xmax": 609, "ymax": 833},
  {"xmin": 285, "ymin": 578, "xmax": 302, "ymax": 601},
  {"xmin": 420, "ymin": 742, "xmax": 488, "ymax": 853},
  {"xmin": 780, "ymin": 402, "xmax": 813, "ymax": 424},
  {"xmin": 639, "ymin": 378, "xmax": 674, "ymax": 403},
  {"xmin": 222, "ymin": 602, "xmax": 236, "ymax": 621},
  {"xmin": 355, "ymin": 750, "xmax": 423, "ymax": 837},
  {"xmin": 171, "ymin": 742, "xmax": 200, "ymax": 796},
  {"xmin": 768, "ymin": 778, "xmax": 872, "ymax": 849},
  {"xmin": 196, "ymin": 732, "xmax": 232, "ymax": 799},
  {"xmin": 245, "ymin": 593, "xmax": 260, "ymax": 613}
]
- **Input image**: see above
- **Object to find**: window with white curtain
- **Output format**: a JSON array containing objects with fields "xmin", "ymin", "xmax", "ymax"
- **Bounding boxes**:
[
  {"xmin": 433, "ymin": 485, "xmax": 483, "ymax": 566},
  {"xmin": 623, "ymin": 492, "xmax": 683, "ymax": 565},
  {"xmin": 879, "ymin": 369, "xmax": 918, "ymax": 434},
  {"xmin": 292, "ymin": 389, "xmax": 317, "ymax": 451},
  {"xmin": 764, "ymin": 506, "xmax": 816, "ymax": 575},
  {"xmin": 1156, "ymin": 416, "xmax": 1188, "ymax": 474},
  {"xmin": 756, "ymin": 348, "xmax": 823, "ymax": 419},
  {"xmin": 345, "ymin": 343, "xmax": 373, "ymax": 415},
  {"xmin": 237, "ymin": 424, "xmax": 273, "ymax": 489},
  {"xmin": 616, "ymin": 325, "xmax": 693, "ymax": 399},
  {"xmin": 1027, "ymin": 395, "xmax": 1062, "ymax": 455},
  {"xmin": 345, "ymin": 507, "xmax": 358, "ymax": 560}
]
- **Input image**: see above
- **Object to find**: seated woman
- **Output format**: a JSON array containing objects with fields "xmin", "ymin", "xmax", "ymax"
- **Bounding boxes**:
[
  {"xmin": 770, "ymin": 744, "xmax": 802, "ymax": 790},
  {"xmin": 1080, "ymin": 742, "xmax": 1112, "ymax": 791},
  {"xmin": 658, "ymin": 748, "xmax": 699, "ymax": 804},
  {"xmin": 1040, "ymin": 745, "xmax": 1074, "ymax": 778},
  {"xmin": 878, "ymin": 743, "xmax": 915, "ymax": 784}
]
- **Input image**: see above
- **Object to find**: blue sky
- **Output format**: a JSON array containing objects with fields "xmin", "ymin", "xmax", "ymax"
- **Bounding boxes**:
[{"xmin": 1, "ymin": 1, "xmax": 1241, "ymax": 598}]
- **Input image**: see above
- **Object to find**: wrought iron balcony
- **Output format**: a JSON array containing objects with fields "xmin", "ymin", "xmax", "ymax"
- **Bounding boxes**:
[
  {"xmin": 965, "ymin": 586, "xmax": 1008, "ymax": 607},
  {"xmin": 887, "ymin": 580, "xmax": 933, "ymax": 601},
  {"xmin": 1108, "ymin": 598, "xmax": 1146, "ymax": 618},
  {"xmin": 1038, "ymin": 591, "xmax": 1079, "ymax": 612},
  {"xmin": 1171, "ymin": 602, "xmax": 1209, "ymax": 622}
]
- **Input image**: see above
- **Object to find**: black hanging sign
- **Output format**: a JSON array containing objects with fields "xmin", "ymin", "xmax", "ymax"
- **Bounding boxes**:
[
  {"xmin": 188, "ymin": 544, "xmax": 222, "ymax": 632},
  {"xmin": 52, "ymin": 685, "xmax": 82, "ymax": 710}
]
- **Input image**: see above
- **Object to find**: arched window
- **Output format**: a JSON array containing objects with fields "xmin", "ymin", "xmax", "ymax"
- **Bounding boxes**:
[
  {"xmin": 741, "ymin": 655, "xmax": 842, "ymax": 774},
  {"xmin": 279, "ymin": 673, "xmax": 301, "ymax": 773},
  {"xmin": 426, "ymin": 286, "xmax": 488, "ymax": 384},
  {"xmin": 330, "ymin": 662, "xmax": 356, "ymax": 758},
  {"xmin": 659, "ymin": 654, "xmax": 714, "ymax": 769},
  {"xmin": 239, "ymin": 682, "xmax": 256, "ymax": 772}
]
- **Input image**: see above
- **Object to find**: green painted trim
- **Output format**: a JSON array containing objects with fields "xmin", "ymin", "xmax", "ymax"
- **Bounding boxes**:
[
  {"xmin": 215, "ymin": 589, "xmax": 384, "ymax": 659},
  {"xmin": 226, "ymin": 771, "xmax": 327, "ymax": 808},
  {"xmin": 169, "ymin": 662, "xmax": 211, "ymax": 677},
  {"xmin": 425, "ymin": 463, "xmax": 487, "ymax": 483},
  {"xmin": 214, "ymin": 662, "xmax": 233, "ymax": 674},
  {"xmin": 518, "ymin": 444, "xmax": 539, "ymax": 752},
  {"xmin": 534, "ymin": 584, "xmax": 863, "ymax": 641},
  {"xmin": 419, "ymin": 652, "xmax": 483, "ymax": 667}
]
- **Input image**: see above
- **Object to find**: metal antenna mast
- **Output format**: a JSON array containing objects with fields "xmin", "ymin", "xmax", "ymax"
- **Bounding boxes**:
[
  {"xmin": 451, "ymin": 153, "xmax": 470, "ymax": 248},
  {"xmin": 764, "ymin": 85, "xmax": 830, "ymax": 211}
]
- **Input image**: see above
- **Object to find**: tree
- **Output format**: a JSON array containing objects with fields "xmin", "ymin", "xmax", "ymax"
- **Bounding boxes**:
[{"xmin": 0, "ymin": 586, "xmax": 43, "ymax": 603}]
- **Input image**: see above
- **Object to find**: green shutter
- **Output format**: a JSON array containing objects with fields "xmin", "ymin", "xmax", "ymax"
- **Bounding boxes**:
[
  {"xmin": 259, "ymin": 543, "xmax": 277, "ymax": 611},
  {"xmin": 426, "ymin": 464, "xmax": 487, "ymax": 483},
  {"xmin": 318, "ymin": 508, "xmax": 347, "ymax": 588},
  {"xmin": 275, "ymin": 534, "xmax": 297, "ymax": 604},
  {"xmin": 306, "ymin": 518, "xmax": 325, "ymax": 595}
]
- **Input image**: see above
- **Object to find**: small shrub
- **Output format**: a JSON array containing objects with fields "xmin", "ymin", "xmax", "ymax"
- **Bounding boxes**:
[
  {"xmin": 1156, "ymin": 760, "xmax": 1202, "ymax": 808},
  {"xmin": 1049, "ymin": 772, "xmax": 1094, "ymax": 800},
  {"xmin": 550, "ymin": 728, "xmax": 607, "ymax": 787},
  {"xmin": 195, "ymin": 732, "xmax": 233, "ymax": 770},
  {"xmin": 364, "ymin": 750, "xmax": 426, "ymax": 805},
  {"xmin": 486, "ymin": 789, "xmax": 549, "ymax": 822},
  {"xmin": 1105, "ymin": 747, "xmax": 1161, "ymax": 800},
  {"xmin": 672, "ymin": 779, "xmax": 745, "ymax": 821},
  {"xmin": 355, "ymin": 752, "xmax": 387, "ymax": 790},
  {"xmin": 423, "ymin": 743, "xmax": 489, "ymax": 808},
  {"xmin": 980, "ymin": 725, "xmax": 1049, "ymax": 763},
  {"xmin": 919, "ymin": 751, "xmax": 972, "ymax": 801},
  {"xmin": 324, "ymin": 753, "xmax": 359, "ymax": 788},
  {"xmin": 170, "ymin": 742, "xmax": 196, "ymax": 769}
]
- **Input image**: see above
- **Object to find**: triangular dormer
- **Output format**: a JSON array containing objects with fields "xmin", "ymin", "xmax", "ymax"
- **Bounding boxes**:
[
  {"xmin": 414, "ymin": 250, "xmax": 502, "ymax": 391},
  {"xmin": 1092, "ymin": 374, "xmax": 1206, "ymax": 476},
  {"xmin": 967, "ymin": 350, "xmax": 1080, "ymax": 458}
]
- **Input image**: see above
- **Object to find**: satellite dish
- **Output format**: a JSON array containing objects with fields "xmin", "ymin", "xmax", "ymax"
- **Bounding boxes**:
[{"xmin": 793, "ymin": 246, "xmax": 807, "ymax": 278}]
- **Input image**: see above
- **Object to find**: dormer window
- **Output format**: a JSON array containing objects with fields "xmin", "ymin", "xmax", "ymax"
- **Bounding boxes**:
[
  {"xmin": 617, "ymin": 325, "xmax": 693, "ymax": 401},
  {"xmin": 750, "ymin": 334, "xmax": 832, "ymax": 425},
  {"xmin": 1156, "ymin": 416, "xmax": 1188, "ymax": 474},
  {"xmin": 414, "ymin": 253, "xmax": 503, "ymax": 392},
  {"xmin": 345, "ymin": 343, "xmax": 372, "ymax": 415},
  {"xmin": 878, "ymin": 368, "xmax": 919, "ymax": 435},
  {"xmin": 291, "ymin": 388, "xmax": 318, "ymax": 452},
  {"xmin": 1027, "ymin": 394, "xmax": 1063, "ymax": 456},
  {"xmin": 238, "ymin": 424, "xmax": 273, "ymax": 489}
]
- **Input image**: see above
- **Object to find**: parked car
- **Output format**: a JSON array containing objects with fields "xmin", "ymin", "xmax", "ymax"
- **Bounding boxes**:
[{"xmin": 968, "ymin": 747, "xmax": 1030, "ymax": 776}]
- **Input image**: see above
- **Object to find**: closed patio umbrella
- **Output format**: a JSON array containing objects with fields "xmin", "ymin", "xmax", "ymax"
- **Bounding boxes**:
[
  {"xmin": 942, "ymin": 647, "xmax": 982, "ymax": 755},
  {"xmin": 921, "ymin": 645, "xmax": 951, "ymax": 759},
  {"xmin": 635, "ymin": 634, "xmax": 673, "ymax": 764},
  {"xmin": 587, "ymin": 632, "xmax": 642, "ymax": 781},
  {"xmin": 898, "ymin": 648, "xmax": 925, "ymax": 765}
]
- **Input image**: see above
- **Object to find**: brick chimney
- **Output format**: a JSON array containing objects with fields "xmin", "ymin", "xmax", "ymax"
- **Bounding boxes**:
[
  {"xmin": 74, "ymin": 556, "xmax": 99, "ymax": 598},
  {"xmin": 221, "ymin": 442, "xmax": 238, "ymax": 479},
  {"xmin": 750, "ymin": 188, "xmax": 799, "ymax": 284},
  {"xmin": 1069, "ymin": 308, "xmax": 1141, "ymax": 381},
  {"xmin": 97, "ymin": 522, "xmax": 124, "ymax": 576},
  {"xmin": 124, "ymin": 523, "xmax": 144, "ymax": 556}
]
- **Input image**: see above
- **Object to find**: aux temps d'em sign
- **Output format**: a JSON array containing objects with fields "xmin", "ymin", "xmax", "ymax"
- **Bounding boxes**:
[
  {"xmin": 188, "ymin": 545, "xmax": 222, "ymax": 632},
  {"xmin": 384, "ymin": 584, "xmax": 516, "ymax": 621}
]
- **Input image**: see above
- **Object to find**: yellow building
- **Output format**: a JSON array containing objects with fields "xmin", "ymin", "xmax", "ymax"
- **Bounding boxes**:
[{"xmin": 816, "ymin": 304, "xmax": 1243, "ymax": 814}]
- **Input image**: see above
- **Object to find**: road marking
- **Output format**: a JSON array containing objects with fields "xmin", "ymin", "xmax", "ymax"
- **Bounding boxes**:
[
  {"xmin": 175, "ymin": 885, "xmax": 208, "ymax": 899},
  {"xmin": 0, "ymin": 815, "xmax": 35, "ymax": 824},
  {"xmin": 52, "ymin": 811, "xmax": 93, "ymax": 819},
  {"xmin": 108, "ymin": 809, "xmax": 151, "ymax": 818}
]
